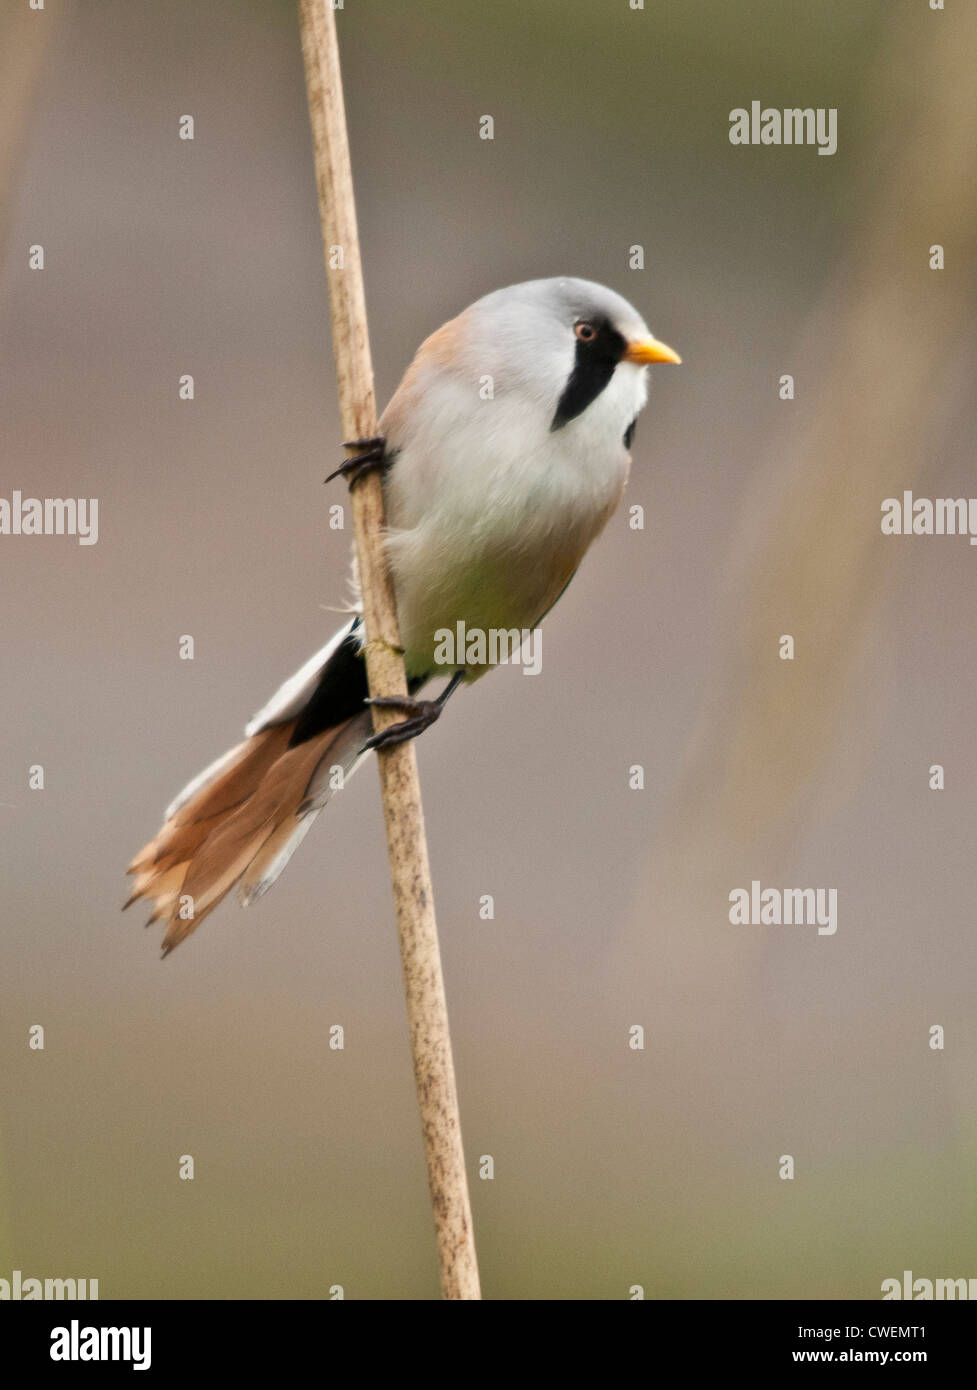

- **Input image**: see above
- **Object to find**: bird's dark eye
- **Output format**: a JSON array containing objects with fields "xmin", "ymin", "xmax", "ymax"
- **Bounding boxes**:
[{"xmin": 574, "ymin": 321, "xmax": 597, "ymax": 343}]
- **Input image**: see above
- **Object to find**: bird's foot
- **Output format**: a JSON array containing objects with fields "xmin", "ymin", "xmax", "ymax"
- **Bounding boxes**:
[
  {"xmin": 361, "ymin": 695, "xmax": 446, "ymax": 751},
  {"xmin": 325, "ymin": 435, "xmax": 388, "ymax": 489}
]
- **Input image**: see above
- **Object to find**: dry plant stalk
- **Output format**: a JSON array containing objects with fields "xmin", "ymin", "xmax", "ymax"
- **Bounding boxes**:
[{"xmin": 296, "ymin": 0, "xmax": 481, "ymax": 1300}]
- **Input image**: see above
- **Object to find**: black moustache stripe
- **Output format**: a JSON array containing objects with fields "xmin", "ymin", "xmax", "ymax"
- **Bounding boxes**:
[{"xmin": 550, "ymin": 320, "xmax": 627, "ymax": 431}]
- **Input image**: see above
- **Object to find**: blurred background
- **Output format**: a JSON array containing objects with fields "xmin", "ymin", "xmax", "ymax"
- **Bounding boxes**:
[{"xmin": 1, "ymin": 0, "xmax": 976, "ymax": 1299}]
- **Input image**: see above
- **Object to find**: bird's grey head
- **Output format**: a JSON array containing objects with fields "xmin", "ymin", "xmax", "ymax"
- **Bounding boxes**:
[{"xmin": 466, "ymin": 277, "xmax": 680, "ymax": 432}]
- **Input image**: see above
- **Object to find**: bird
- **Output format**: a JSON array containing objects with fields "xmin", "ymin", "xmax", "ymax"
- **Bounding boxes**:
[{"xmin": 125, "ymin": 276, "xmax": 680, "ymax": 954}]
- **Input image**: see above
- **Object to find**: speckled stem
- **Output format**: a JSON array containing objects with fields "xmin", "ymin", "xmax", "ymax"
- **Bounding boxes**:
[{"xmin": 297, "ymin": 0, "xmax": 481, "ymax": 1300}]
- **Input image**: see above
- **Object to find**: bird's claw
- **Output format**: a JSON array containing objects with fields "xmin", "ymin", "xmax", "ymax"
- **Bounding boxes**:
[
  {"xmin": 361, "ymin": 695, "xmax": 445, "ymax": 752},
  {"xmin": 325, "ymin": 435, "xmax": 388, "ymax": 488}
]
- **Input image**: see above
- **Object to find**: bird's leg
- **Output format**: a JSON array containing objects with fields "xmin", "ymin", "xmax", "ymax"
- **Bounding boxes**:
[
  {"xmin": 325, "ymin": 435, "xmax": 388, "ymax": 489},
  {"xmin": 362, "ymin": 671, "xmax": 465, "ymax": 752}
]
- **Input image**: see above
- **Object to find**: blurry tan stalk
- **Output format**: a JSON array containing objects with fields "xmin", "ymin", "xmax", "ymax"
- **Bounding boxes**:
[
  {"xmin": 0, "ymin": 0, "xmax": 59, "ymax": 1277},
  {"xmin": 0, "ymin": 1, "xmax": 57, "ymax": 269},
  {"xmin": 629, "ymin": 7, "xmax": 977, "ymax": 957},
  {"xmin": 296, "ymin": 0, "xmax": 480, "ymax": 1299}
]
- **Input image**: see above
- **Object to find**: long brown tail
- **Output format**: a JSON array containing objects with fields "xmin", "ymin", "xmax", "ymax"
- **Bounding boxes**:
[{"xmin": 125, "ymin": 717, "xmax": 356, "ymax": 956}]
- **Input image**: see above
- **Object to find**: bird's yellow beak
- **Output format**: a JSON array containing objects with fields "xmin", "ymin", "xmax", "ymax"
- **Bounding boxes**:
[{"xmin": 622, "ymin": 336, "xmax": 682, "ymax": 366}]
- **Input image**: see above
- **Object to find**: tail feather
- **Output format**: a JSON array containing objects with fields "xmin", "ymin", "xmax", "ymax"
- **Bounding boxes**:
[
  {"xmin": 126, "ymin": 620, "xmax": 374, "ymax": 955},
  {"xmin": 126, "ymin": 720, "xmax": 358, "ymax": 956},
  {"xmin": 239, "ymin": 708, "xmax": 373, "ymax": 906},
  {"xmin": 239, "ymin": 809, "xmax": 318, "ymax": 907}
]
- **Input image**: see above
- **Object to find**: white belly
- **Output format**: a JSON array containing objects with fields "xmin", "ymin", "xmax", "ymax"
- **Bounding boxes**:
[{"xmin": 381, "ymin": 365, "xmax": 642, "ymax": 680}]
